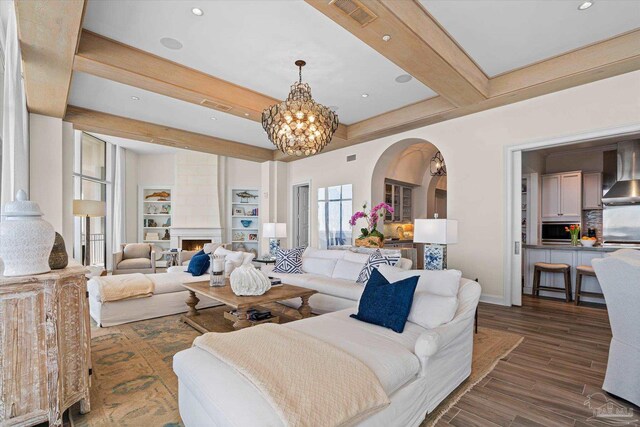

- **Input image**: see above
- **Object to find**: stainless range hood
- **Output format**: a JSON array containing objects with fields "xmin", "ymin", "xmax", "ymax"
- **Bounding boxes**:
[{"xmin": 602, "ymin": 140, "xmax": 640, "ymax": 205}]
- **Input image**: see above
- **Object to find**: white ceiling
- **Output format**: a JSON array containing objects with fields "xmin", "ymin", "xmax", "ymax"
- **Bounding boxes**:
[
  {"xmin": 82, "ymin": 0, "xmax": 436, "ymax": 125},
  {"xmin": 69, "ymin": 72, "xmax": 274, "ymax": 149},
  {"xmin": 88, "ymin": 132, "xmax": 179, "ymax": 155},
  {"xmin": 421, "ymin": 0, "xmax": 640, "ymax": 77}
]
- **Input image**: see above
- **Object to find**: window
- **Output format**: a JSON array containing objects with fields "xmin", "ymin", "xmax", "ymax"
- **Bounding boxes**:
[
  {"xmin": 318, "ymin": 184, "xmax": 352, "ymax": 249},
  {"xmin": 74, "ymin": 133, "xmax": 109, "ymax": 266}
]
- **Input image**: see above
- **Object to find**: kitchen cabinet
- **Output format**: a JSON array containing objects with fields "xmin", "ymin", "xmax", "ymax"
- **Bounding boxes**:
[
  {"xmin": 583, "ymin": 172, "xmax": 603, "ymax": 210},
  {"xmin": 541, "ymin": 171, "xmax": 582, "ymax": 222},
  {"xmin": 384, "ymin": 181, "xmax": 413, "ymax": 222}
]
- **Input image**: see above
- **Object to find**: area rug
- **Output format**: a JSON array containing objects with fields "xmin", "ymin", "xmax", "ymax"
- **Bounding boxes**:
[
  {"xmin": 420, "ymin": 327, "xmax": 524, "ymax": 426},
  {"xmin": 70, "ymin": 308, "xmax": 522, "ymax": 427}
]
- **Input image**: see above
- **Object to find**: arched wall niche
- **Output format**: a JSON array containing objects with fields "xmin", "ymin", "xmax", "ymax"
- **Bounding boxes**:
[{"xmin": 370, "ymin": 138, "xmax": 447, "ymax": 231}]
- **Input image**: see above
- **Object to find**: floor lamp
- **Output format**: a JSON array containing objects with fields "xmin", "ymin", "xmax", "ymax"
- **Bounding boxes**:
[
  {"xmin": 262, "ymin": 223, "xmax": 287, "ymax": 259},
  {"xmin": 73, "ymin": 200, "xmax": 106, "ymax": 266},
  {"xmin": 414, "ymin": 215, "xmax": 458, "ymax": 270}
]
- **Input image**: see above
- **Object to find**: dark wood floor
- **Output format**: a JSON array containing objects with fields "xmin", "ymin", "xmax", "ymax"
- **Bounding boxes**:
[{"xmin": 438, "ymin": 296, "xmax": 639, "ymax": 427}]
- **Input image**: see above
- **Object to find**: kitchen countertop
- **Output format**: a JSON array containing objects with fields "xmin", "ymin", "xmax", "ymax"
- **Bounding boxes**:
[{"xmin": 524, "ymin": 244, "xmax": 640, "ymax": 252}]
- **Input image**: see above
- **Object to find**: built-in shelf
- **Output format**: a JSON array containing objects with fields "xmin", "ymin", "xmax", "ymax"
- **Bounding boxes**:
[
  {"xmin": 230, "ymin": 188, "xmax": 260, "ymax": 253},
  {"xmin": 144, "ymin": 201, "xmax": 172, "ymax": 204},
  {"xmin": 232, "ymin": 202, "xmax": 259, "ymax": 206},
  {"xmin": 139, "ymin": 186, "xmax": 173, "ymax": 250}
]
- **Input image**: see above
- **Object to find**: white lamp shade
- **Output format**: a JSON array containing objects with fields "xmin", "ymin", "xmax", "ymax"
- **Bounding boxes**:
[
  {"xmin": 413, "ymin": 218, "xmax": 458, "ymax": 244},
  {"xmin": 73, "ymin": 199, "xmax": 106, "ymax": 217},
  {"xmin": 262, "ymin": 223, "xmax": 287, "ymax": 238}
]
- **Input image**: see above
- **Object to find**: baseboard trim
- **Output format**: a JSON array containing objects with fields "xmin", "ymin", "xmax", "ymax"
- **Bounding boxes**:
[{"xmin": 480, "ymin": 294, "xmax": 509, "ymax": 306}]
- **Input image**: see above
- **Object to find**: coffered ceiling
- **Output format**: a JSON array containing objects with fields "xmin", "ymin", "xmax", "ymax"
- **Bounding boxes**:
[{"xmin": 13, "ymin": 0, "xmax": 640, "ymax": 162}]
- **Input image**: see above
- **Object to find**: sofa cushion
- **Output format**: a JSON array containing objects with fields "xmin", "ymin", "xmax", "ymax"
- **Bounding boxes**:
[
  {"xmin": 409, "ymin": 293, "xmax": 459, "ymax": 329},
  {"xmin": 118, "ymin": 258, "xmax": 152, "ymax": 269},
  {"xmin": 343, "ymin": 251, "xmax": 370, "ymax": 264},
  {"xmin": 377, "ymin": 265, "xmax": 462, "ymax": 297},
  {"xmin": 273, "ymin": 247, "xmax": 305, "ymax": 274},
  {"xmin": 303, "ymin": 247, "xmax": 346, "ymax": 260},
  {"xmin": 302, "ymin": 257, "xmax": 338, "ymax": 277},
  {"xmin": 356, "ymin": 250, "xmax": 401, "ymax": 284},
  {"xmin": 123, "ymin": 243, "xmax": 150, "ymax": 260},
  {"xmin": 332, "ymin": 259, "xmax": 366, "ymax": 282},
  {"xmin": 305, "ymin": 276, "xmax": 364, "ymax": 301},
  {"xmin": 350, "ymin": 269, "xmax": 418, "ymax": 333}
]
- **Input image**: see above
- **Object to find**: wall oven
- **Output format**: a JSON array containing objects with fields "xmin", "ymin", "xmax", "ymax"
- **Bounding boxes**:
[{"xmin": 541, "ymin": 222, "xmax": 580, "ymax": 244}]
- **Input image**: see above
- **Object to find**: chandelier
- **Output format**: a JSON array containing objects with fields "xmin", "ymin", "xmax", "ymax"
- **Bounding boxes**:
[
  {"xmin": 430, "ymin": 151, "xmax": 447, "ymax": 176},
  {"xmin": 262, "ymin": 60, "xmax": 339, "ymax": 156}
]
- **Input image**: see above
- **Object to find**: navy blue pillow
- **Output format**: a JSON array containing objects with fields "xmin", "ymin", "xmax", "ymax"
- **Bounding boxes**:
[
  {"xmin": 350, "ymin": 268, "xmax": 418, "ymax": 333},
  {"xmin": 187, "ymin": 250, "xmax": 210, "ymax": 276}
]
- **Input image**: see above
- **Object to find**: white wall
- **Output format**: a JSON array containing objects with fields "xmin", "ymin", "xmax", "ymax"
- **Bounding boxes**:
[
  {"xmin": 137, "ymin": 153, "xmax": 176, "ymax": 187},
  {"xmin": 288, "ymin": 71, "xmax": 640, "ymax": 302},
  {"xmin": 545, "ymin": 149, "xmax": 604, "ymax": 174},
  {"xmin": 124, "ymin": 150, "xmax": 138, "ymax": 242}
]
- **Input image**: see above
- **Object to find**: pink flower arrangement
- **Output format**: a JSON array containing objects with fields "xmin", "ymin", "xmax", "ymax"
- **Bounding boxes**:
[{"xmin": 349, "ymin": 202, "xmax": 394, "ymax": 239}]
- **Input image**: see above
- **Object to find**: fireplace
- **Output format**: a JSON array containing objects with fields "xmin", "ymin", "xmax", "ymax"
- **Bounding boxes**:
[
  {"xmin": 170, "ymin": 227, "xmax": 223, "ymax": 250},
  {"xmin": 181, "ymin": 239, "xmax": 210, "ymax": 251}
]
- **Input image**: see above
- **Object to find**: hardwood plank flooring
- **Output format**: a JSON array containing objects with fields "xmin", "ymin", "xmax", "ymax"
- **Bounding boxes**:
[{"xmin": 438, "ymin": 296, "xmax": 639, "ymax": 426}]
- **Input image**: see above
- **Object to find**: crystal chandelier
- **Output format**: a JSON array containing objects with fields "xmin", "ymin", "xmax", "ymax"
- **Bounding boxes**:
[{"xmin": 262, "ymin": 60, "xmax": 339, "ymax": 156}]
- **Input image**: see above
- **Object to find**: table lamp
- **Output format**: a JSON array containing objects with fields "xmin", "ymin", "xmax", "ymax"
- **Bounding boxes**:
[
  {"xmin": 73, "ymin": 199, "xmax": 106, "ymax": 266},
  {"xmin": 262, "ymin": 223, "xmax": 287, "ymax": 259},
  {"xmin": 414, "ymin": 215, "xmax": 458, "ymax": 270}
]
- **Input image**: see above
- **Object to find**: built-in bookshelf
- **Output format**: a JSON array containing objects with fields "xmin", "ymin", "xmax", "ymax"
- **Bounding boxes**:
[
  {"xmin": 229, "ymin": 188, "xmax": 260, "ymax": 255},
  {"xmin": 139, "ymin": 186, "xmax": 173, "ymax": 253}
]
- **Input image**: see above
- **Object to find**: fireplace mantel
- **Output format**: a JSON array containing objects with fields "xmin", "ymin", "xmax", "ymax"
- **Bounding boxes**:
[{"xmin": 170, "ymin": 227, "xmax": 223, "ymax": 249}]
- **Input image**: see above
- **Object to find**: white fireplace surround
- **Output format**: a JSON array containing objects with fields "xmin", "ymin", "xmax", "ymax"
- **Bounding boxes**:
[{"xmin": 171, "ymin": 227, "xmax": 223, "ymax": 249}]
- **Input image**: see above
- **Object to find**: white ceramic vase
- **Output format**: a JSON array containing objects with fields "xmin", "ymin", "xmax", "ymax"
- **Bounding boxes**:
[
  {"xmin": 229, "ymin": 264, "xmax": 271, "ymax": 296},
  {"xmin": 0, "ymin": 190, "xmax": 55, "ymax": 276}
]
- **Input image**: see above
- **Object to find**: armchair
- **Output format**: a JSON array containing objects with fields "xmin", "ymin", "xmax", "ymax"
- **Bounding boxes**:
[
  {"xmin": 592, "ymin": 249, "xmax": 640, "ymax": 406},
  {"xmin": 112, "ymin": 243, "xmax": 158, "ymax": 275}
]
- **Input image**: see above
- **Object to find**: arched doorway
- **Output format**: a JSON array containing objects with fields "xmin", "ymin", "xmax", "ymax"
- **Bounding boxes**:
[{"xmin": 370, "ymin": 138, "xmax": 448, "ymax": 239}]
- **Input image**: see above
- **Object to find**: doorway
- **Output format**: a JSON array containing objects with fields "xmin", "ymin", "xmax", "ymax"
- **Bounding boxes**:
[{"xmin": 293, "ymin": 183, "xmax": 310, "ymax": 247}]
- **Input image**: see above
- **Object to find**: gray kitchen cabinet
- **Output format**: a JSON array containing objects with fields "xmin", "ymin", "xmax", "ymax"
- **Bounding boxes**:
[
  {"xmin": 583, "ymin": 172, "xmax": 603, "ymax": 210},
  {"xmin": 384, "ymin": 181, "xmax": 413, "ymax": 222},
  {"xmin": 541, "ymin": 171, "xmax": 582, "ymax": 222}
]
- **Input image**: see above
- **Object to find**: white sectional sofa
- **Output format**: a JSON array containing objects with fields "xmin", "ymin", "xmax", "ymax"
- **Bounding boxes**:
[
  {"xmin": 174, "ymin": 274, "xmax": 482, "ymax": 426},
  {"xmin": 261, "ymin": 247, "xmax": 413, "ymax": 314}
]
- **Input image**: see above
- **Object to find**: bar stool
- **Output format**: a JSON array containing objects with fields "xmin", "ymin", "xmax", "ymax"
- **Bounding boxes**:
[
  {"xmin": 575, "ymin": 265, "xmax": 604, "ymax": 306},
  {"xmin": 532, "ymin": 262, "xmax": 572, "ymax": 302}
]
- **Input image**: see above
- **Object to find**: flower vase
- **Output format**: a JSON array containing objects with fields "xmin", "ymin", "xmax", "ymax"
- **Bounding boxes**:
[{"xmin": 571, "ymin": 235, "xmax": 580, "ymax": 246}]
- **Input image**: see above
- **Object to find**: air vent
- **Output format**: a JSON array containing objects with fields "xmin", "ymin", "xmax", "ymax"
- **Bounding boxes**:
[
  {"xmin": 346, "ymin": 154, "xmax": 357, "ymax": 162},
  {"xmin": 330, "ymin": 0, "xmax": 377, "ymax": 27},
  {"xmin": 200, "ymin": 99, "xmax": 233, "ymax": 112}
]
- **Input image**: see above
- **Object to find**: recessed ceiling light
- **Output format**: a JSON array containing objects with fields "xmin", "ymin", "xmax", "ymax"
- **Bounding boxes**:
[
  {"xmin": 160, "ymin": 37, "xmax": 183, "ymax": 50},
  {"xmin": 191, "ymin": 7, "xmax": 204, "ymax": 16},
  {"xmin": 578, "ymin": 1, "xmax": 593, "ymax": 10},
  {"xmin": 361, "ymin": 93, "xmax": 369, "ymax": 98},
  {"xmin": 244, "ymin": 113, "xmax": 250, "ymax": 117},
  {"xmin": 382, "ymin": 34, "xmax": 391, "ymax": 42},
  {"xmin": 210, "ymin": 116, "xmax": 217, "ymax": 120},
  {"xmin": 130, "ymin": 96, "xmax": 140, "ymax": 101},
  {"xmin": 395, "ymin": 74, "xmax": 413, "ymax": 83}
]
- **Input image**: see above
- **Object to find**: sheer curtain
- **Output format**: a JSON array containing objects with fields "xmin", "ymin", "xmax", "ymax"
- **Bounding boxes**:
[
  {"xmin": 112, "ymin": 145, "xmax": 126, "ymax": 254},
  {"xmin": 0, "ymin": 3, "xmax": 29, "ymax": 210}
]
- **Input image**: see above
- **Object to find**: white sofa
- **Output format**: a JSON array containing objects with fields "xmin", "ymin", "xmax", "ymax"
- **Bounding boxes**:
[
  {"xmin": 261, "ymin": 247, "xmax": 413, "ymax": 314},
  {"xmin": 174, "ymin": 275, "xmax": 481, "ymax": 426},
  {"xmin": 592, "ymin": 249, "xmax": 640, "ymax": 406},
  {"xmin": 88, "ymin": 247, "xmax": 255, "ymax": 327}
]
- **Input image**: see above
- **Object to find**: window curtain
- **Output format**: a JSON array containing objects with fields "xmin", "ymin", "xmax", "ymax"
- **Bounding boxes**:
[
  {"xmin": 112, "ymin": 145, "xmax": 126, "ymax": 254},
  {"xmin": 0, "ymin": 3, "xmax": 29, "ymax": 211}
]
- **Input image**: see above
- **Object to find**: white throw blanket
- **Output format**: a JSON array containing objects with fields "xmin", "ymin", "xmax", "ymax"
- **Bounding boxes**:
[
  {"xmin": 193, "ymin": 323, "xmax": 390, "ymax": 427},
  {"xmin": 96, "ymin": 273, "xmax": 154, "ymax": 302}
]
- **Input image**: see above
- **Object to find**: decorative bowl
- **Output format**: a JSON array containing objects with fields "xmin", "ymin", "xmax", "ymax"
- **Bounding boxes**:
[
  {"xmin": 240, "ymin": 219, "xmax": 253, "ymax": 228},
  {"xmin": 581, "ymin": 239, "xmax": 596, "ymax": 247}
]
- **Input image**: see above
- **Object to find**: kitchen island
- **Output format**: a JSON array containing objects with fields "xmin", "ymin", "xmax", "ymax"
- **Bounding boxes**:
[{"xmin": 523, "ymin": 244, "xmax": 639, "ymax": 303}]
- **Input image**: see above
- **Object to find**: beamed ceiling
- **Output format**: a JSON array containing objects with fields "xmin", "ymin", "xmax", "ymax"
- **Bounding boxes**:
[{"xmin": 14, "ymin": 0, "xmax": 640, "ymax": 162}]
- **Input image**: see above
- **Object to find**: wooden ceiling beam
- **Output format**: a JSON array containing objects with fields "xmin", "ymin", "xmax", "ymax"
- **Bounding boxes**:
[
  {"xmin": 74, "ymin": 30, "xmax": 349, "ymax": 141},
  {"xmin": 15, "ymin": 0, "xmax": 86, "ymax": 118},
  {"xmin": 304, "ymin": 0, "xmax": 489, "ymax": 107},
  {"xmin": 64, "ymin": 106, "xmax": 275, "ymax": 162}
]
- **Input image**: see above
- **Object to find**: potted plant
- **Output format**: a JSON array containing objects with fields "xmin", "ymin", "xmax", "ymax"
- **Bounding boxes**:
[{"xmin": 349, "ymin": 202, "xmax": 394, "ymax": 248}]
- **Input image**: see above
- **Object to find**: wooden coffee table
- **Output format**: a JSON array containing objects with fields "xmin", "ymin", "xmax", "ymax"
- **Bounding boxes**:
[{"xmin": 181, "ymin": 280, "xmax": 317, "ymax": 332}]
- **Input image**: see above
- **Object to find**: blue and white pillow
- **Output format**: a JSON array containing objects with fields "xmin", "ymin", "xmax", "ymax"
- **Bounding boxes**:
[
  {"xmin": 356, "ymin": 250, "xmax": 401, "ymax": 284},
  {"xmin": 273, "ymin": 247, "xmax": 305, "ymax": 274}
]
